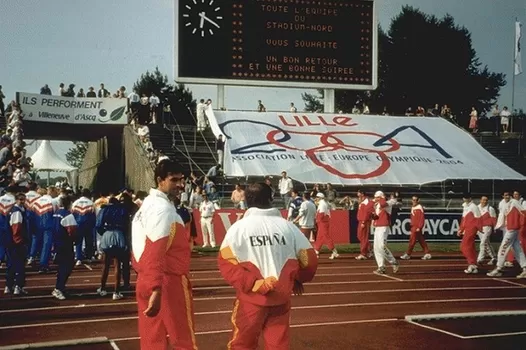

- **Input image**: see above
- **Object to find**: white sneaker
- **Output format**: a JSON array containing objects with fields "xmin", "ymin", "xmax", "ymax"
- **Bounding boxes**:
[
  {"xmin": 97, "ymin": 287, "xmax": 108, "ymax": 296},
  {"xmin": 504, "ymin": 261, "xmax": 514, "ymax": 268},
  {"xmin": 355, "ymin": 255, "xmax": 367, "ymax": 260},
  {"xmin": 4, "ymin": 286, "xmax": 11, "ymax": 294},
  {"xmin": 464, "ymin": 265, "xmax": 478, "ymax": 274},
  {"xmin": 517, "ymin": 269, "xmax": 526, "ymax": 279},
  {"xmin": 488, "ymin": 258, "xmax": 497, "ymax": 266},
  {"xmin": 392, "ymin": 262, "xmax": 400, "ymax": 273},
  {"xmin": 487, "ymin": 268, "xmax": 503, "ymax": 277},
  {"xmin": 27, "ymin": 257, "xmax": 34, "ymax": 266},
  {"xmin": 112, "ymin": 292, "xmax": 124, "ymax": 300},
  {"xmin": 400, "ymin": 254, "xmax": 410, "ymax": 260},
  {"xmin": 13, "ymin": 286, "xmax": 28, "ymax": 295},
  {"xmin": 374, "ymin": 267, "xmax": 386, "ymax": 274},
  {"xmin": 329, "ymin": 252, "xmax": 340, "ymax": 260},
  {"xmin": 52, "ymin": 289, "xmax": 66, "ymax": 300},
  {"xmin": 421, "ymin": 254, "xmax": 432, "ymax": 260},
  {"xmin": 75, "ymin": 260, "xmax": 82, "ymax": 266}
]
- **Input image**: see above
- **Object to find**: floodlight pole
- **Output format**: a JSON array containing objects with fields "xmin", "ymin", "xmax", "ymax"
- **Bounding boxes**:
[
  {"xmin": 324, "ymin": 88, "xmax": 335, "ymax": 113},
  {"xmin": 217, "ymin": 85, "xmax": 225, "ymax": 110}
]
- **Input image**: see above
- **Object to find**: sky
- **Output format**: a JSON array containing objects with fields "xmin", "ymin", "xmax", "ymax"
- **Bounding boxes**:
[{"xmin": 1, "ymin": 0, "xmax": 525, "ymax": 165}]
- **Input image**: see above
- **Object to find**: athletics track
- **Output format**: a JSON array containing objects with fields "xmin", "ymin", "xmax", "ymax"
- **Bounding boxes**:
[{"xmin": 1, "ymin": 252, "xmax": 526, "ymax": 350}]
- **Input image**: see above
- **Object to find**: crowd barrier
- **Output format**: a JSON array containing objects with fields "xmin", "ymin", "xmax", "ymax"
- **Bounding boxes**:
[
  {"xmin": 192, "ymin": 209, "xmax": 503, "ymax": 246},
  {"xmin": 192, "ymin": 209, "xmax": 351, "ymax": 246}
]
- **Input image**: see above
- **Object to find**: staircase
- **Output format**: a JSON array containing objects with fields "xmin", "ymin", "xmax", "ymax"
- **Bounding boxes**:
[
  {"xmin": 148, "ymin": 124, "xmax": 219, "ymax": 176},
  {"xmin": 476, "ymin": 134, "xmax": 526, "ymax": 175}
]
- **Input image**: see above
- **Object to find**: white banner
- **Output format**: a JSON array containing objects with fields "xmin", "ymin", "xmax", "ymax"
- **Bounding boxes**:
[
  {"xmin": 206, "ymin": 110, "xmax": 526, "ymax": 185},
  {"xmin": 17, "ymin": 92, "xmax": 128, "ymax": 125}
]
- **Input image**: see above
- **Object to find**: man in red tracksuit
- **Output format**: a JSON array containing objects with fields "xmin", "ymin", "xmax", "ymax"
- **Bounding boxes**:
[
  {"xmin": 355, "ymin": 190, "xmax": 374, "ymax": 260},
  {"xmin": 131, "ymin": 160, "xmax": 197, "ymax": 349},
  {"xmin": 458, "ymin": 193, "xmax": 482, "ymax": 274},
  {"xmin": 401, "ymin": 196, "xmax": 431, "ymax": 260},
  {"xmin": 218, "ymin": 183, "xmax": 318, "ymax": 350}
]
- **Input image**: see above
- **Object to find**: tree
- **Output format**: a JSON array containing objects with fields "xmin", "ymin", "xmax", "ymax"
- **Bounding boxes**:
[
  {"xmin": 66, "ymin": 141, "xmax": 88, "ymax": 168},
  {"xmin": 303, "ymin": 7, "xmax": 506, "ymax": 125},
  {"xmin": 133, "ymin": 67, "xmax": 197, "ymax": 125}
]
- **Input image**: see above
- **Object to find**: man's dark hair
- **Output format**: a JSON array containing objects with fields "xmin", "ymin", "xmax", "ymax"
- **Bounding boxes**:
[
  {"xmin": 357, "ymin": 189, "xmax": 367, "ymax": 196},
  {"xmin": 28, "ymin": 182, "xmax": 38, "ymax": 191},
  {"xmin": 81, "ymin": 188, "xmax": 91, "ymax": 198},
  {"xmin": 154, "ymin": 159, "xmax": 184, "ymax": 185},
  {"xmin": 303, "ymin": 192, "xmax": 311, "ymax": 200},
  {"xmin": 15, "ymin": 193, "xmax": 26, "ymax": 201},
  {"xmin": 245, "ymin": 183, "xmax": 273, "ymax": 209},
  {"xmin": 60, "ymin": 195, "xmax": 73, "ymax": 209}
]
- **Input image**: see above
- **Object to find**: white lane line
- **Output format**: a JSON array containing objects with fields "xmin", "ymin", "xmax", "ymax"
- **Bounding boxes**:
[
  {"xmin": 111, "ymin": 318, "xmax": 399, "ymax": 342},
  {"xmin": 462, "ymin": 331, "xmax": 526, "ymax": 339},
  {"xmin": 405, "ymin": 309, "xmax": 526, "ymax": 320},
  {"xmin": 494, "ymin": 278, "xmax": 526, "ymax": 287},
  {"xmin": 1, "ymin": 297, "xmax": 525, "ymax": 330},
  {"xmin": 109, "ymin": 340, "xmax": 121, "ymax": 350},
  {"xmin": 83, "ymin": 264, "xmax": 93, "ymax": 271},
  {"xmin": 374, "ymin": 272, "xmax": 404, "ymax": 282},
  {"xmin": 406, "ymin": 320, "xmax": 466, "ymax": 339},
  {"xmin": 2, "ymin": 285, "xmax": 521, "ymax": 314}
]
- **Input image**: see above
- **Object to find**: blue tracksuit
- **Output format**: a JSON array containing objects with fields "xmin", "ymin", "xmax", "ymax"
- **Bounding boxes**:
[
  {"xmin": 31, "ymin": 195, "xmax": 56, "ymax": 269},
  {"xmin": 0, "ymin": 193, "xmax": 15, "ymax": 263},
  {"xmin": 53, "ymin": 208, "xmax": 77, "ymax": 292},
  {"xmin": 288, "ymin": 196, "xmax": 304, "ymax": 220},
  {"xmin": 71, "ymin": 197, "xmax": 95, "ymax": 261},
  {"xmin": 6, "ymin": 205, "xmax": 29, "ymax": 289}
]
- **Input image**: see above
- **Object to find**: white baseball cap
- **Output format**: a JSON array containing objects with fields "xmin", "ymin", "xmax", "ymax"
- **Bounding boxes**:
[
  {"xmin": 374, "ymin": 191, "xmax": 385, "ymax": 198},
  {"xmin": 316, "ymin": 193, "xmax": 325, "ymax": 199}
]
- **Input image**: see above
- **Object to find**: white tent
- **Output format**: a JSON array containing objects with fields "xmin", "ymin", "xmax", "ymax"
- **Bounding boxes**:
[{"xmin": 30, "ymin": 140, "xmax": 78, "ymax": 187}]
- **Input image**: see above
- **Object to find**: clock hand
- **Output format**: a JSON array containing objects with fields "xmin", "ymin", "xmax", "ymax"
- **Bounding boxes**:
[
  {"xmin": 199, "ymin": 12, "xmax": 220, "ymax": 28},
  {"xmin": 199, "ymin": 12, "xmax": 205, "ymax": 28}
]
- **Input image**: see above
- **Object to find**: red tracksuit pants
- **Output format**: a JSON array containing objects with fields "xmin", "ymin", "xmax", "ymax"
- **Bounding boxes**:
[
  {"xmin": 460, "ymin": 227, "xmax": 478, "ymax": 265},
  {"xmin": 407, "ymin": 228, "xmax": 430, "ymax": 255},
  {"xmin": 227, "ymin": 299, "xmax": 291, "ymax": 350},
  {"xmin": 314, "ymin": 222, "xmax": 334, "ymax": 251},
  {"xmin": 137, "ymin": 274, "xmax": 197, "ymax": 350},
  {"xmin": 357, "ymin": 221, "xmax": 371, "ymax": 256}
]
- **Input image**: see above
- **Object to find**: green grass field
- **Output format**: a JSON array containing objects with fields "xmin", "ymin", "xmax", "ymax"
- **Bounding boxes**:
[{"xmin": 196, "ymin": 242, "xmax": 502, "ymax": 255}]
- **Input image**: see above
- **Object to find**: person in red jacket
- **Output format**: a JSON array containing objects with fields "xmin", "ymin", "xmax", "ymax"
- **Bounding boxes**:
[
  {"xmin": 487, "ymin": 196, "xmax": 526, "ymax": 278},
  {"xmin": 372, "ymin": 191, "xmax": 399, "ymax": 274},
  {"xmin": 477, "ymin": 195, "xmax": 497, "ymax": 265},
  {"xmin": 218, "ymin": 182, "xmax": 318, "ymax": 350},
  {"xmin": 355, "ymin": 190, "xmax": 374, "ymax": 260},
  {"xmin": 458, "ymin": 193, "xmax": 482, "ymax": 274},
  {"xmin": 131, "ymin": 160, "xmax": 197, "ymax": 349},
  {"xmin": 401, "ymin": 196, "xmax": 431, "ymax": 260}
]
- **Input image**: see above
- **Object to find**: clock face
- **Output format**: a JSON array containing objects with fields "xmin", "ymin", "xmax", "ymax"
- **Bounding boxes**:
[{"xmin": 183, "ymin": 0, "xmax": 223, "ymax": 37}]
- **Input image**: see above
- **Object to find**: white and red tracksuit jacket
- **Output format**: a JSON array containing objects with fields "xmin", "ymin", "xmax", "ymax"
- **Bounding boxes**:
[
  {"xmin": 373, "ymin": 198, "xmax": 392, "ymax": 228},
  {"xmin": 316, "ymin": 199, "xmax": 330, "ymax": 226},
  {"xmin": 357, "ymin": 197, "xmax": 374, "ymax": 223},
  {"xmin": 459, "ymin": 202, "xmax": 482, "ymax": 233},
  {"xmin": 504, "ymin": 199, "xmax": 523, "ymax": 231},
  {"xmin": 218, "ymin": 207, "xmax": 318, "ymax": 306},
  {"xmin": 478, "ymin": 204, "xmax": 496, "ymax": 229},
  {"xmin": 411, "ymin": 204, "xmax": 425, "ymax": 231}
]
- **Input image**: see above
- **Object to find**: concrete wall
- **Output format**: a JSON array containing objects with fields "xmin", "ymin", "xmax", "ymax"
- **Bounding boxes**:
[
  {"xmin": 78, "ymin": 132, "xmax": 125, "ymax": 193},
  {"xmin": 123, "ymin": 126, "xmax": 155, "ymax": 192},
  {"xmin": 78, "ymin": 139, "xmax": 106, "ymax": 190}
]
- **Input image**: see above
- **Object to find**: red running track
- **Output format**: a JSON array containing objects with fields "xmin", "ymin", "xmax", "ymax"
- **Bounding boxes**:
[{"xmin": 0, "ymin": 252, "xmax": 526, "ymax": 349}]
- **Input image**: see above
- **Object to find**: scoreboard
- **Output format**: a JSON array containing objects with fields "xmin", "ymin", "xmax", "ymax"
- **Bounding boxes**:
[{"xmin": 175, "ymin": 0, "xmax": 377, "ymax": 90}]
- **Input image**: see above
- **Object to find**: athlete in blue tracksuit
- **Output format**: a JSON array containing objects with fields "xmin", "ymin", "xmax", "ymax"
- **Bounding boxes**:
[
  {"xmin": 4, "ymin": 192, "xmax": 30, "ymax": 295},
  {"xmin": 287, "ymin": 189, "xmax": 304, "ymax": 224},
  {"xmin": 52, "ymin": 195, "xmax": 78, "ymax": 300},
  {"xmin": 71, "ymin": 189, "xmax": 95, "ymax": 265},
  {"xmin": 31, "ymin": 189, "xmax": 57, "ymax": 273},
  {"xmin": 0, "ymin": 186, "xmax": 16, "ymax": 266}
]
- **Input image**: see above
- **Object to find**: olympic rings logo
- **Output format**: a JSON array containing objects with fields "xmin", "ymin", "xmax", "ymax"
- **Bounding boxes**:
[
  {"xmin": 219, "ymin": 119, "xmax": 404, "ymax": 179},
  {"xmin": 266, "ymin": 129, "xmax": 400, "ymax": 179}
]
